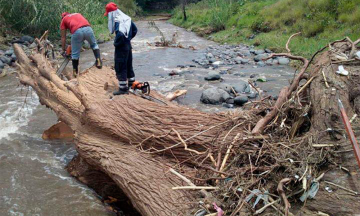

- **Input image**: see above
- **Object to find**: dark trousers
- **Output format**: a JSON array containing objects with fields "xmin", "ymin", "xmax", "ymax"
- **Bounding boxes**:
[{"xmin": 115, "ymin": 49, "xmax": 135, "ymax": 82}]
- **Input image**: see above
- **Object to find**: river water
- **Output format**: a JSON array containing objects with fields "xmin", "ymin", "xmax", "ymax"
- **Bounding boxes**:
[{"xmin": 0, "ymin": 20, "xmax": 295, "ymax": 215}]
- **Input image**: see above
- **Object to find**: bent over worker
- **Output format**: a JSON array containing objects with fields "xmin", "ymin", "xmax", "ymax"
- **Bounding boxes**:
[
  {"xmin": 60, "ymin": 12, "xmax": 102, "ymax": 77},
  {"xmin": 105, "ymin": 2, "xmax": 138, "ymax": 95}
]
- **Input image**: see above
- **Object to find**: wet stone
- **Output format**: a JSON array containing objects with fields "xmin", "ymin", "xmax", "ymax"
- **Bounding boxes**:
[
  {"xmin": 257, "ymin": 61, "xmax": 266, "ymax": 67},
  {"xmin": 205, "ymin": 71, "xmax": 221, "ymax": 81},
  {"xmin": 219, "ymin": 83, "xmax": 232, "ymax": 93},
  {"xmin": 177, "ymin": 65, "xmax": 186, "ymax": 68},
  {"xmin": 11, "ymin": 53, "xmax": 17, "ymax": 62},
  {"xmin": 153, "ymin": 73, "xmax": 161, "ymax": 76},
  {"xmin": 200, "ymin": 87, "xmax": 231, "ymax": 104},
  {"xmin": 254, "ymin": 54, "xmax": 268, "ymax": 62},
  {"xmin": 233, "ymin": 72, "xmax": 246, "ymax": 77},
  {"xmin": 206, "ymin": 53, "xmax": 214, "ymax": 59},
  {"xmin": 232, "ymin": 81, "xmax": 250, "ymax": 93},
  {"xmin": 248, "ymin": 92, "xmax": 258, "ymax": 99},
  {"xmin": 0, "ymin": 56, "xmax": 11, "ymax": 65},
  {"xmin": 219, "ymin": 70, "xmax": 227, "ymax": 75},
  {"xmin": 250, "ymin": 73, "xmax": 259, "ymax": 78},
  {"xmin": 240, "ymin": 58, "xmax": 249, "ymax": 64},
  {"xmin": 234, "ymin": 95, "xmax": 248, "ymax": 106},
  {"xmin": 223, "ymin": 103, "xmax": 234, "ymax": 109}
]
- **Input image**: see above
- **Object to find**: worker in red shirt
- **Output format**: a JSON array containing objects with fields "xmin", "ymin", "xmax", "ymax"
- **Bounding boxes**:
[{"xmin": 60, "ymin": 12, "xmax": 102, "ymax": 77}]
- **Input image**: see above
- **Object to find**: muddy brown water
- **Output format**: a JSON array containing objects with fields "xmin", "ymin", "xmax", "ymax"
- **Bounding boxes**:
[{"xmin": 0, "ymin": 20, "xmax": 295, "ymax": 215}]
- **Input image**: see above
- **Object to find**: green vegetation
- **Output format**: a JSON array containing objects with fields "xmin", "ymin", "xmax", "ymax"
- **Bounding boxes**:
[
  {"xmin": 0, "ymin": 0, "xmax": 141, "ymax": 40},
  {"xmin": 171, "ymin": 0, "xmax": 360, "ymax": 57}
]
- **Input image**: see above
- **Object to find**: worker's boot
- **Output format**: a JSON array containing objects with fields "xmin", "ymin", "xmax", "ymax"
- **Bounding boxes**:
[
  {"xmin": 113, "ymin": 81, "xmax": 128, "ymax": 95},
  {"xmin": 93, "ymin": 49, "xmax": 102, "ymax": 69},
  {"xmin": 128, "ymin": 77, "xmax": 135, "ymax": 90},
  {"xmin": 72, "ymin": 59, "xmax": 79, "ymax": 78}
]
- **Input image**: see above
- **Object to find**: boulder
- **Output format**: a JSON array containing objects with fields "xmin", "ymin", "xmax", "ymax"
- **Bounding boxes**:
[
  {"xmin": 200, "ymin": 87, "xmax": 231, "ymax": 104},
  {"xmin": 205, "ymin": 71, "xmax": 221, "ymax": 81},
  {"xmin": 278, "ymin": 57, "xmax": 290, "ymax": 65},
  {"xmin": 219, "ymin": 83, "xmax": 233, "ymax": 93},
  {"xmin": 232, "ymin": 81, "xmax": 250, "ymax": 93},
  {"xmin": 20, "ymin": 35, "xmax": 34, "ymax": 44},
  {"xmin": 234, "ymin": 95, "xmax": 248, "ymax": 106},
  {"xmin": 254, "ymin": 49, "xmax": 265, "ymax": 55}
]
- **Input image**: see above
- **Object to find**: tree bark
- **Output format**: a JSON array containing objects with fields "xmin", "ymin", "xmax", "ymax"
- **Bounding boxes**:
[{"xmin": 13, "ymin": 43, "xmax": 244, "ymax": 216}]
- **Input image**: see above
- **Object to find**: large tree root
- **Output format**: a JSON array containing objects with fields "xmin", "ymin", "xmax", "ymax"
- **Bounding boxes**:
[{"xmin": 13, "ymin": 42, "xmax": 251, "ymax": 216}]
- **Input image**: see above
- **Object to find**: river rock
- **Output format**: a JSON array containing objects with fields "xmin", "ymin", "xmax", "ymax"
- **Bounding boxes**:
[
  {"xmin": 11, "ymin": 53, "xmax": 17, "ymax": 62},
  {"xmin": 83, "ymin": 41, "xmax": 91, "ymax": 49},
  {"xmin": 205, "ymin": 71, "xmax": 221, "ymax": 81},
  {"xmin": 0, "ymin": 56, "xmax": 11, "ymax": 65},
  {"xmin": 273, "ymin": 59, "xmax": 279, "ymax": 65},
  {"xmin": 250, "ymin": 49, "xmax": 256, "ymax": 54},
  {"xmin": 239, "ymin": 50, "xmax": 251, "ymax": 56},
  {"xmin": 254, "ymin": 49, "xmax": 265, "ymax": 55},
  {"xmin": 240, "ymin": 58, "xmax": 249, "ymax": 64},
  {"xmin": 0, "ymin": 50, "xmax": 4, "ymax": 56},
  {"xmin": 223, "ymin": 103, "xmax": 234, "ymax": 109},
  {"xmin": 219, "ymin": 83, "xmax": 232, "ymax": 93},
  {"xmin": 232, "ymin": 81, "xmax": 250, "ymax": 93},
  {"xmin": 254, "ymin": 54, "xmax": 268, "ymax": 62},
  {"xmin": 227, "ymin": 98, "xmax": 235, "ymax": 104},
  {"xmin": 250, "ymin": 73, "xmax": 259, "ymax": 78},
  {"xmin": 0, "ymin": 60, "xmax": 4, "ymax": 69},
  {"xmin": 200, "ymin": 87, "xmax": 231, "ymax": 104},
  {"xmin": 257, "ymin": 61, "xmax": 265, "ymax": 67},
  {"xmin": 265, "ymin": 59, "xmax": 273, "ymax": 65},
  {"xmin": 265, "ymin": 49, "xmax": 272, "ymax": 53},
  {"xmin": 248, "ymin": 92, "xmax": 258, "ymax": 99},
  {"xmin": 278, "ymin": 57, "xmax": 290, "ymax": 65},
  {"xmin": 206, "ymin": 53, "xmax": 214, "ymax": 59},
  {"xmin": 234, "ymin": 95, "xmax": 249, "ymax": 106},
  {"xmin": 5, "ymin": 49, "xmax": 14, "ymax": 56},
  {"xmin": 21, "ymin": 35, "xmax": 34, "ymax": 44}
]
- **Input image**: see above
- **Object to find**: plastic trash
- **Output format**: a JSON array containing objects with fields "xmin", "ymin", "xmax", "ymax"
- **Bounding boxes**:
[
  {"xmin": 300, "ymin": 182, "xmax": 320, "ymax": 202},
  {"xmin": 195, "ymin": 209, "xmax": 207, "ymax": 216},
  {"xmin": 213, "ymin": 203, "xmax": 224, "ymax": 216},
  {"xmin": 356, "ymin": 51, "xmax": 360, "ymax": 59},
  {"xmin": 336, "ymin": 65, "xmax": 349, "ymax": 76},
  {"xmin": 325, "ymin": 186, "xmax": 333, "ymax": 193},
  {"xmin": 245, "ymin": 189, "xmax": 269, "ymax": 208}
]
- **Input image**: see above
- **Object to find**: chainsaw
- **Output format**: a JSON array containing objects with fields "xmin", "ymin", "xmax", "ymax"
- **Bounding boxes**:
[
  {"xmin": 129, "ymin": 81, "xmax": 167, "ymax": 105},
  {"xmin": 56, "ymin": 45, "xmax": 71, "ymax": 76}
]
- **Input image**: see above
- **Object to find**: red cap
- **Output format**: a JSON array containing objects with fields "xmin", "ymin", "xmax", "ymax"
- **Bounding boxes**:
[
  {"xmin": 61, "ymin": 12, "xmax": 70, "ymax": 19},
  {"xmin": 104, "ymin": 2, "xmax": 117, "ymax": 16}
]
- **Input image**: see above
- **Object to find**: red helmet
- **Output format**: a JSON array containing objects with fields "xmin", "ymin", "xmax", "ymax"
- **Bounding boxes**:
[{"xmin": 104, "ymin": 2, "xmax": 117, "ymax": 16}]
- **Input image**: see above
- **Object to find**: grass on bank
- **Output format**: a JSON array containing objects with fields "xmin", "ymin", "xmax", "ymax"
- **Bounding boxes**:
[
  {"xmin": 0, "ymin": 0, "xmax": 141, "ymax": 41},
  {"xmin": 170, "ymin": 0, "xmax": 360, "ymax": 58}
]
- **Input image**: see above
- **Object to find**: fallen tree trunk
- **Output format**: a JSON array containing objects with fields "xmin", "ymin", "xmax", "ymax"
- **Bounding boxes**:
[{"xmin": 14, "ymin": 43, "xmax": 250, "ymax": 216}]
